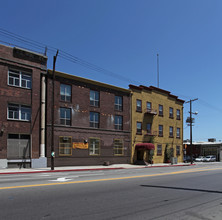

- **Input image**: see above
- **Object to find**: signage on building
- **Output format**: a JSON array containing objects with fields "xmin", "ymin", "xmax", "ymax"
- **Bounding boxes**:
[{"xmin": 73, "ymin": 142, "xmax": 88, "ymax": 149}]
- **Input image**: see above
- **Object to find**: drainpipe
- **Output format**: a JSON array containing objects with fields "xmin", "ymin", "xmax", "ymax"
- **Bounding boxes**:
[{"xmin": 40, "ymin": 74, "xmax": 46, "ymax": 157}]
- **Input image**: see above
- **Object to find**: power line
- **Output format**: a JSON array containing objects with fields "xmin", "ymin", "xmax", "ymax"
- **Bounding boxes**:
[{"xmin": 0, "ymin": 28, "xmax": 141, "ymax": 84}]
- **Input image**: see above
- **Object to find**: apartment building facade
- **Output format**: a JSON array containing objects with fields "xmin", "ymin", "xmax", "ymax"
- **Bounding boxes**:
[
  {"xmin": 0, "ymin": 44, "xmax": 47, "ymax": 168},
  {"xmin": 129, "ymin": 85, "xmax": 184, "ymax": 164},
  {"xmin": 46, "ymin": 70, "xmax": 131, "ymax": 166}
]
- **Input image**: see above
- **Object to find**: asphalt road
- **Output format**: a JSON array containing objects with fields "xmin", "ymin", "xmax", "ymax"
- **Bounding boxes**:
[{"xmin": 1, "ymin": 163, "xmax": 222, "ymax": 220}]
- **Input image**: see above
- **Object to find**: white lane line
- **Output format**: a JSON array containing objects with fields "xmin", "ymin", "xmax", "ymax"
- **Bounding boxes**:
[
  {"xmin": 50, "ymin": 177, "xmax": 74, "ymax": 182},
  {"xmin": 49, "ymin": 173, "xmax": 105, "ymax": 182}
]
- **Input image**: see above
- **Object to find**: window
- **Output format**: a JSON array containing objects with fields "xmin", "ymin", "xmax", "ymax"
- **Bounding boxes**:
[
  {"xmin": 177, "ymin": 109, "xmax": 181, "ymax": 120},
  {"xmin": 177, "ymin": 128, "xmax": 181, "ymax": 138},
  {"xmin": 137, "ymin": 122, "xmax": 142, "ymax": 134},
  {"xmin": 147, "ymin": 102, "xmax": 152, "ymax": 111},
  {"xmin": 90, "ymin": 112, "xmax": 99, "ymax": 128},
  {"xmin": 8, "ymin": 104, "xmax": 31, "ymax": 121},
  {"xmin": 115, "ymin": 115, "xmax": 123, "ymax": 130},
  {"xmin": 89, "ymin": 138, "xmax": 100, "ymax": 155},
  {"xmin": 114, "ymin": 139, "xmax": 124, "ymax": 155},
  {"xmin": 90, "ymin": 90, "xmax": 99, "ymax": 107},
  {"xmin": 169, "ymin": 126, "xmax": 173, "ymax": 137},
  {"xmin": 157, "ymin": 145, "xmax": 162, "ymax": 156},
  {"xmin": 169, "ymin": 107, "xmax": 174, "ymax": 118},
  {"xmin": 147, "ymin": 123, "xmax": 151, "ymax": 134},
  {"xmin": 59, "ymin": 136, "xmax": 72, "ymax": 156},
  {"xmin": 159, "ymin": 125, "xmax": 163, "ymax": 137},
  {"xmin": 60, "ymin": 107, "xmax": 71, "ymax": 125},
  {"xmin": 60, "ymin": 84, "xmax": 71, "ymax": 102},
  {"xmin": 176, "ymin": 146, "xmax": 180, "ymax": 156},
  {"xmin": 159, "ymin": 104, "xmax": 163, "ymax": 116},
  {"xmin": 8, "ymin": 69, "xmax": 32, "ymax": 89},
  {"xmin": 136, "ymin": 99, "xmax": 142, "ymax": 112},
  {"xmin": 115, "ymin": 96, "xmax": 123, "ymax": 111}
]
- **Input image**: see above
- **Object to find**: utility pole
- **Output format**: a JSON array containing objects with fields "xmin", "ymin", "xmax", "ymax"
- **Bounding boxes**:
[
  {"xmin": 51, "ymin": 50, "xmax": 59, "ymax": 170},
  {"xmin": 186, "ymin": 98, "xmax": 198, "ymax": 164}
]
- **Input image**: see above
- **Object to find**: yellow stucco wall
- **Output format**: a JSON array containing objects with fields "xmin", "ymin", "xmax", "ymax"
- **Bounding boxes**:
[{"xmin": 130, "ymin": 86, "xmax": 184, "ymax": 164}]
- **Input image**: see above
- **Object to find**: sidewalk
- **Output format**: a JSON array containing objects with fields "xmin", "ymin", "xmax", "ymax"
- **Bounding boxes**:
[{"xmin": 0, "ymin": 163, "xmax": 195, "ymax": 175}]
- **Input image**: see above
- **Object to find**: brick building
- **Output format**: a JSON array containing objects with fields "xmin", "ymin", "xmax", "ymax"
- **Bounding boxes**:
[
  {"xmin": 46, "ymin": 70, "xmax": 131, "ymax": 166},
  {"xmin": 129, "ymin": 85, "xmax": 184, "ymax": 164},
  {"xmin": 0, "ymin": 44, "xmax": 47, "ymax": 168}
]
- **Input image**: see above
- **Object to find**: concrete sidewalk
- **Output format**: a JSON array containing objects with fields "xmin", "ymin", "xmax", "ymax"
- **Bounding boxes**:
[{"xmin": 0, "ymin": 163, "xmax": 195, "ymax": 175}]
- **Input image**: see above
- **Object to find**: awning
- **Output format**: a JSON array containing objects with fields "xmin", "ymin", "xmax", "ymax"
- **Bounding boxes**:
[{"xmin": 135, "ymin": 143, "xmax": 155, "ymax": 150}]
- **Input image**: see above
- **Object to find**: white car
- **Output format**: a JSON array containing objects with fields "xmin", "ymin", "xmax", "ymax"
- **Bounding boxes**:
[
  {"xmin": 203, "ymin": 155, "xmax": 216, "ymax": 162},
  {"xmin": 195, "ymin": 156, "xmax": 204, "ymax": 162}
]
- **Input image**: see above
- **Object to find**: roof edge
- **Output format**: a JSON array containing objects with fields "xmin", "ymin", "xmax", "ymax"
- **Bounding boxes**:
[{"xmin": 48, "ymin": 70, "xmax": 130, "ymax": 93}]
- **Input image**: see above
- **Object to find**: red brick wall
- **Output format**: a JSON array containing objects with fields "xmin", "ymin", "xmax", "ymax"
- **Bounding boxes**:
[
  {"xmin": 0, "ymin": 44, "xmax": 46, "ymax": 159},
  {"xmin": 46, "ymin": 73, "xmax": 131, "ymax": 166}
]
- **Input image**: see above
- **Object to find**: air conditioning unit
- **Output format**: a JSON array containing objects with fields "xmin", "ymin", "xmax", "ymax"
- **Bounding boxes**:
[{"xmin": 63, "ymin": 137, "xmax": 69, "ymax": 141}]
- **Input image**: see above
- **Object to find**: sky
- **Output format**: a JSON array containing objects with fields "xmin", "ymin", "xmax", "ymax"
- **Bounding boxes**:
[{"xmin": 0, "ymin": 0, "xmax": 222, "ymax": 142}]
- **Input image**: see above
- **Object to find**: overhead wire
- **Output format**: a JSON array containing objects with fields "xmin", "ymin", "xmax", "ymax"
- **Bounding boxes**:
[{"xmin": 0, "ymin": 28, "xmax": 141, "ymax": 84}]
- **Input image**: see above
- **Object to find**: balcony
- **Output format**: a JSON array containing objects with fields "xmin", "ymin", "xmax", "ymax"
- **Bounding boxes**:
[
  {"xmin": 145, "ymin": 131, "xmax": 157, "ymax": 136},
  {"xmin": 144, "ymin": 108, "xmax": 157, "ymax": 115}
]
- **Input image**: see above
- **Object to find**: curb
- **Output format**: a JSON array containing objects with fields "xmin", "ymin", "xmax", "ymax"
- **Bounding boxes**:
[{"xmin": 0, "ymin": 163, "xmax": 195, "ymax": 175}]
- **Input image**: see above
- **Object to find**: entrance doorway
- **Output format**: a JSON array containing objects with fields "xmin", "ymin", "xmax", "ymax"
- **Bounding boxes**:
[{"xmin": 137, "ymin": 150, "xmax": 144, "ymax": 161}]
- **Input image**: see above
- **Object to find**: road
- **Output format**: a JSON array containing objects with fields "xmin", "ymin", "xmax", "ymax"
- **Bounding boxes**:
[{"xmin": 1, "ymin": 163, "xmax": 222, "ymax": 220}]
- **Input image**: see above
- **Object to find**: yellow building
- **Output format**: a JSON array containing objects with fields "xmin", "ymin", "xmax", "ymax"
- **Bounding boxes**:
[{"xmin": 129, "ymin": 85, "xmax": 184, "ymax": 164}]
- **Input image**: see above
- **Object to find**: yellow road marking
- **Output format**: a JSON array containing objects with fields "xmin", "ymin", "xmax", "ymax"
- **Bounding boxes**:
[{"xmin": 1, "ymin": 167, "xmax": 222, "ymax": 190}]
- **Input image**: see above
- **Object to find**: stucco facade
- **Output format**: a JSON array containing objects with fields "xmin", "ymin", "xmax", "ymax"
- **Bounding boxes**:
[{"xmin": 129, "ymin": 85, "xmax": 184, "ymax": 164}]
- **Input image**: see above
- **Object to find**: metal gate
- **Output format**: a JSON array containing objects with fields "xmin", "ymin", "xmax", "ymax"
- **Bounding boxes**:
[{"xmin": 7, "ymin": 134, "xmax": 30, "ymax": 159}]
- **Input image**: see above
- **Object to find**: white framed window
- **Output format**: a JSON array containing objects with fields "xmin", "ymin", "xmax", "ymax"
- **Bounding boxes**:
[
  {"xmin": 115, "ymin": 115, "xmax": 123, "ymax": 130},
  {"xmin": 90, "ymin": 112, "xmax": 99, "ymax": 128},
  {"xmin": 89, "ymin": 138, "xmax": 100, "ymax": 155},
  {"xmin": 115, "ymin": 96, "xmax": 123, "ymax": 111},
  {"xmin": 90, "ymin": 90, "xmax": 99, "ymax": 107},
  {"xmin": 8, "ymin": 70, "xmax": 32, "ymax": 89},
  {"xmin": 60, "ymin": 84, "xmax": 71, "ymax": 102},
  {"xmin": 8, "ymin": 104, "xmax": 31, "ymax": 121},
  {"xmin": 60, "ymin": 107, "xmax": 71, "ymax": 125}
]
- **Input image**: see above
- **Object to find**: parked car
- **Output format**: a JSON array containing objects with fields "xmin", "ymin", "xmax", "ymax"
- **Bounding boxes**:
[
  {"xmin": 195, "ymin": 156, "xmax": 204, "ymax": 162},
  {"xmin": 203, "ymin": 155, "xmax": 216, "ymax": 162}
]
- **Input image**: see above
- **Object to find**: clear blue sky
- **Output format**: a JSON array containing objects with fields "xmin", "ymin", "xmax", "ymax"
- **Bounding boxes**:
[{"xmin": 1, "ymin": 0, "xmax": 222, "ymax": 142}]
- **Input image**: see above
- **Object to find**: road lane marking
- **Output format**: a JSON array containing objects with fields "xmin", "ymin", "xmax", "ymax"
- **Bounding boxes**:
[
  {"xmin": 50, "ymin": 177, "xmax": 73, "ymax": 182},
  {"xmin": 1, "ymin": 167, "xmax": 222, "ymax": 190}
]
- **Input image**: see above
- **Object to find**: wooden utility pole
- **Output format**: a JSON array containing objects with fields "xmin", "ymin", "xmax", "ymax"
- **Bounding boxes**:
[
  {"xmin": 51, "ymin": 50, "xmax": 59, "ymax": 170},
  {"xmin": 186, "ymin": 98, "xmax": 198, "ymax": 164}
]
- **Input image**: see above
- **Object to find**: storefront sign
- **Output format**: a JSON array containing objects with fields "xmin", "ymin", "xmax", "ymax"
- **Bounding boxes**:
[{"xmin": 73, "ymin": 142, "xmax": 88, "ymax": 149}]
